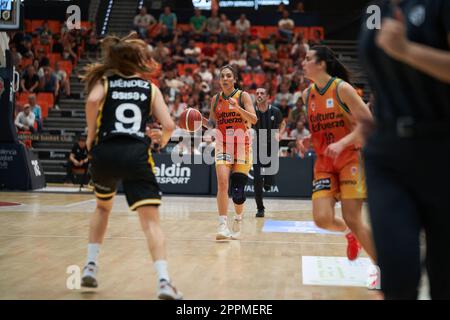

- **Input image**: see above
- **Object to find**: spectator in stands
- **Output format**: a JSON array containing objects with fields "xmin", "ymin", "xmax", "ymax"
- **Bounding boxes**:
[
  {"xmin": 289, "ymin": 119, "xmax": 310, "ymax": 139},
  {"xmin": 159, "ymin": 6, "xmax": 177, "ymax": 35},
  {"xmin": 219, "ymin": 13, "xmax": 232, "ymax": 42},
  {"xmin": 190, "ymin": 8, "xmax": 207, "ymax": 41},
  {"xmin": 229, "ymin": 51, "xmax": 247, "ymax": 71},
  {"xmin": 85, "ymin": 30, "xmax": 100, "ymax": 59},
  {"xmin": 206, "ymin": 10, "xmax": 221, "ymax": 41},
  {"xmin": 9, "ymin": 44, "xmax": 22, "ymax": 69},
  {"xmin": 65, "ymin": 135, "xmax": 89, "ymax": 184},
  {"xmin": 183, "ymin": 39, "xmax": 201, "ymax": 64},
  {"xmin": 28, "ymin": 94, "xmax": 43, "ymax": 132},
  {"xmin": 277, "ymin": 98, "xmax": 291, "ymax": 119},
  {"xmin": 292, "ymin": 1, "xmax": 306, "ymax": 13},
  {"xmin": 278, "ymin": 10, "xmax": 295, "ymax": 42},
  {"xmin": 263, "ymin": 51, "xmax": 281, "ymax": 73},
  {"xmin": 235, "ymin": 14, "xmax": 251, "ymax": 39},
  {"xmin": 197, "ymin": 62, "xmax": 213, "ymax": 83},
  {"xmin": 309, "ymin": 30, "xmax": 324, "ymax": 46},
  {"xmin": 152, "ymin": 40, "xmax": 170, "ymax": 63},
  {"xmin": 274, "ymin": 83, "xmax": 294, "ymax": 107},
  {"xmin": 54, "ymin": 62, "xmax": 71, "ymax": 98},
  {"xmin": 38, "ymin": 21, "xmax": 52, "ymax": 45},
  {"xmin": 15, "ymin": 104, "xmax": 36, "ymax": 133},
  {"xmin": 20, "ymin": 65, "xmax": 40, "ymax": 93},
  {"xmin": 172, "ymin": 43, "xmax": 186, "ymax": 63},
  {"xmin": 52, "ymin": 34, "xmax": 64, "ymax": 55},
  {"xmin": 180, "ymin": 67, "xmax": 195, "ymax": 87},
  {"xmin": 246, "ymin": 49, "xmax": 263, "ymax": 72},
  {"xmin": 288, "ymin": 96, "xmax": 305, "ymax": 129},
  {"xmin": 286, "ymin": 141, "xmax": 301, "ymax": 158},
  {"xmin": 134, "ymin": 6, "xmax": 157, "ymax": 40},
  {"xmin": 291, "ymin": 33, "xmax": 309, "ymax": 60},
  {"xmin": 201, "ymin": 42, "xmax": 217, "ymax": 63},
  {"xmin": 36, "ymin": 48, "xmax": 50, "ymax": 69},
  {"xmin": 40, "ymin": 66, "xmax": 59, "ymax": 103},
  {"xmin": 22, "ymin": 39, "xmax": 34, "ymax": 59}
]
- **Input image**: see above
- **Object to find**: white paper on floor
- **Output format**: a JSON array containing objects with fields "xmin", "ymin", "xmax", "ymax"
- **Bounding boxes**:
[
  {"xmin": 262, "ymin": 220, "xmax": 343, "ymax": 235},
  {"xmin": 302, "ymin": 256, "xmax": 373, "ymax": 287}
]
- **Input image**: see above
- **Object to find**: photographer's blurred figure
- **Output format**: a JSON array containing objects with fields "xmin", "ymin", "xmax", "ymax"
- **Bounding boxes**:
[{"xmin": 65, "ymin": 135, "xmax": 89, "ymax": 184}]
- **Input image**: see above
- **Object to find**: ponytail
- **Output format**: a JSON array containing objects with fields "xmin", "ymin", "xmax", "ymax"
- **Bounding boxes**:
[{"xmin": 311, "ymin": 45, "xmax": 351, "ymax": 83}]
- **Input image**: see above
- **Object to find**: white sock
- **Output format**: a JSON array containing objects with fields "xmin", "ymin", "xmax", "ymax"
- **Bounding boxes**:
[
  {"xmin": 234, "ymin": 214, "xmax": 243, "ymax": 221},
  {"xmin": 219, "ymin": 216, "xmax": 227, "ymax": 225},
  {"xmin": 154, "ymin": 260, "xmax": 170, "ymax": 282},
  {"xmin": 344, "ymin": 228, "xmax": 351, "ymax": 235},
  {"xmin": 87, "ymin": 243, "xmax": 100, "ymax": 265}
]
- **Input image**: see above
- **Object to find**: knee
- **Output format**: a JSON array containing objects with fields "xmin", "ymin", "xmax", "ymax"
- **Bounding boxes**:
[
  {"xmin": 231, "ymin": 173, "xmax": 248, "ymax": 205},
  {"xmin": 217, "ymin": 179, "xmax": 229, "ymax": 192},
  {"xmin": 313, "ymin": 209, "xmax": 334, "ymax": 229},
  {"xmin": 96, "ymin": 205, "xmax": 111, "ymax": 216}
]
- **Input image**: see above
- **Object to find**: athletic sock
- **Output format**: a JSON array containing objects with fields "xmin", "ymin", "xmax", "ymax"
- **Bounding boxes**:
[
  {"xmin": 86, "ymin": 243, "xmax": 100, "ymax": 265},
  {"xmin": 154, "ymin": 260, "xmax": 170, "ymax": 282},
  {"xmin": 219, "ymin": 216, "xmax": 228, "ymax": 225}
]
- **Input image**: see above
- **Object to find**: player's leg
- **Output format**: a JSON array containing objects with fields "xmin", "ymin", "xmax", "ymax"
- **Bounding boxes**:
[
  {"xmin": 231, "ymin": 146, "xmax": 252, "ymax": 238},
  {"xmin": 312, "ymin": 173, "xmax": 347, "ymax": 232},
  {"xmin": 81, "ymin": 146, "xmax": 118, "ymax": 288},
  {"xmin": 253, "ymin": 162, "xmax": 265, "ymax": 217},
  {"xmin": 135, "ymin": 205, "xmax": 182, "ymax": 300},
  {"xmin": 216, "ymin": 163, "xmax": 232, "ymax": 240}
]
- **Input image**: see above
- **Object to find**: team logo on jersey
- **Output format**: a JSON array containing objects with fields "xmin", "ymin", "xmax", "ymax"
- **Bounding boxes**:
[
  {"xmin": 351, "ymin": 166, "xmax": 357, "ymax": 176},
  {"xmin": 409, "ymin": 5, "xmax": 425, "ymax": 27},
  {"xmin": 326, "ymin": 98, "xmax": 334, "ymax": 109},
  {"xmin": 0, "ymin": 77, "xmax": 5, "ymax": 98}
]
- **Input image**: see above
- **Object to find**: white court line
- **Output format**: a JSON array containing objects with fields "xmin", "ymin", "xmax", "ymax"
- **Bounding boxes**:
[
  {"xmin": 0, "ymin": 234, "xmax": 347, "ymax": 246},
  {"xmin": 64, "ymin": 199, "xmax": 96, "ymax": 208}
]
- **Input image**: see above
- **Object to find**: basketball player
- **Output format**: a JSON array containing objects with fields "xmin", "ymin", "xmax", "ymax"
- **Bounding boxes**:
[
  {"xmin": 203, "ymin": 65, "xmax": 257, "ymax": 240},
  {"xmin": 80, "ymin": 33, "xmax": 182, "ymax": 299},
  {"xmin": 299, "ymin": 46, "xmax": 377, "ymax": 271},
  {"xmin": 359, "ymin": 0, "xmax": 450, "ymax": 299}
]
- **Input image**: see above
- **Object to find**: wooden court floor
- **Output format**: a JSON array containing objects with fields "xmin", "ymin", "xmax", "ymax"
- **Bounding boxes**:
[{"xmin": 0, "ymin": 191, "xmax": 379, "ymax": 300}]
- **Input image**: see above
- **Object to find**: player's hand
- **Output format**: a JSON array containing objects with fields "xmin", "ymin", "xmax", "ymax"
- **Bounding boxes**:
[
  {"xmin": 325, "ymin": 141, "xmax": 345, "ymax": 160},
  {"xmin": 375, "ymin": 8, "xmax": 410, "ymax": 61},
  {"xmin": 228, "ymin": 98, "xmax": 239, "ymax": 110},
  {"xmin": 146, "ymin": 126, "xmax": 162, "ymax": 144},
  {"xmin": 297, "ymin": 136, "xmax": 311, "ymax": 157}
]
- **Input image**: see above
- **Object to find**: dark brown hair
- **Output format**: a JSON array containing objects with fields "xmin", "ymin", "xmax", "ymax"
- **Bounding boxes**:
[{"xmin": 311, "ymin": 45, "xmax": 351, "ymax": 83}]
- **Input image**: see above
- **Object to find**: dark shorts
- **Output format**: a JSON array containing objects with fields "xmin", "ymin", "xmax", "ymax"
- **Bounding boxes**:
[{"xmin": 89, "ymin": 137, "xmax": 161, "ymax": 210}]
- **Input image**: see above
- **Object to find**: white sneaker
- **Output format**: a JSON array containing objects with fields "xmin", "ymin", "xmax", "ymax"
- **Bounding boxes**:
[
  {"xmin": 216, "ymin": 223, "xmax": 232, "ymax": 240},
  {"xmin": 81, "ymin": 262, "xmax": 98, "ymax": 288},
  {"xmin": 366, "ymin": 265, "xmax": 381, "ymax": 290},
  {"xmin": 157, "ymin": 279, "xmax": 183, "ymax": 300},
  {"xmin": 231, "ymin": 217, "xmax": 242, "ymax": 240}
]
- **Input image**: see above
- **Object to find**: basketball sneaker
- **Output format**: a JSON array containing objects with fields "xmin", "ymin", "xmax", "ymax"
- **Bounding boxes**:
[
  {"xmin": 216, "ymin": 223, "xmax": 232, "ymax": 240},
  {"xmin": 366, "ymin": 265, "xmax": 381, "ymax": 290},
  {"xmin": 231, "ymin": 216, "xmax": 242, "ymax": 240},
  {"xmin": 157, "ymin": 279, "xmax": 183, "ymax": 300},
  {"xmin": 345, "ymin": 233, "xmax": 361, "ymax": 261},
  {"xmin": 81, "ymin": 262, "xmax": 98, "ymax": 288}
]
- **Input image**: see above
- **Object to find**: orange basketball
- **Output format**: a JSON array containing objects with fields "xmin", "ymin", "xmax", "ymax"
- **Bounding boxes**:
[{"xmin": 178, "ymin": 108, "xmax": 203, "ymax": 132}]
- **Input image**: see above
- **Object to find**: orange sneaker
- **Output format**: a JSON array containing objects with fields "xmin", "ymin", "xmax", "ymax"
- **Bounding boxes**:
[{"xmin": 345, "ymin": 233, "xmax": 361, "ymax": 261}]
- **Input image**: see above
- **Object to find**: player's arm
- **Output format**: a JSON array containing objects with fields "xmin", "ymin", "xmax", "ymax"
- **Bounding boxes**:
[
  {"xmin": 376, "ymin": 8, "xmax": 450, "ymax": 83},
  {"xmin": 325, "ymin": 82, "xmax": 373, "ymax": 158},
  {"xmin": 202, "ymin": 95, "xmax": 217, "ymax": 129},
  {"xmin": 151, "ymin": 85, "xmax": 176, "ymax": 148},
  {"xmin": 85, "ymin": 81, "xmax": 105, "ymax": 151},
  {"xmin": 232, "ymin": 91, "xmax": 257, "ymax": 125}
]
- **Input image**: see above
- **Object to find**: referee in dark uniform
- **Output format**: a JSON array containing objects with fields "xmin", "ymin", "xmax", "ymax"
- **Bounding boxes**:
[
  {"xmin": 253, "ymin": 87, "xmax": 284, "ymax": 217},
  {"xmin": 359, "ymin": 0, "xmax": 450, "ymax": 299}
]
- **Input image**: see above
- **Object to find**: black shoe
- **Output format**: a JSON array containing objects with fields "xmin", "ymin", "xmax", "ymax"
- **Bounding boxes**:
[{"xmin": 256, "ymin": 209, "xmax": 265, "ymax": 218}]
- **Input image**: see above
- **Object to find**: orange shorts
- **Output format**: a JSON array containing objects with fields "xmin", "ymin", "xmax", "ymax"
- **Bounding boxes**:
[
  {"xmin": 215, "ymin": 143, "xmax": 253, "ymax": 175},
  {"xmin": 312, "ymin": 152, "xmax": 366, "ymax": 200}
]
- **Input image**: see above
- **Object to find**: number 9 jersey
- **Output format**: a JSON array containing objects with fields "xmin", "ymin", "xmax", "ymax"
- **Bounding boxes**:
[{"xmin": 95, "ymin": 74, "xmax": 156, "ymax": 146}]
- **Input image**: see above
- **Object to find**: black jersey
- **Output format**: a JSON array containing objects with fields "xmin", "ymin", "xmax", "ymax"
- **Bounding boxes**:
[
  {"xmin": 358, "ymin": 0, "xmax": 450, "ymax": 124},
  {"xmin": 95, "ymin": 74, "xmax": 155, "ymax": 145}
]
